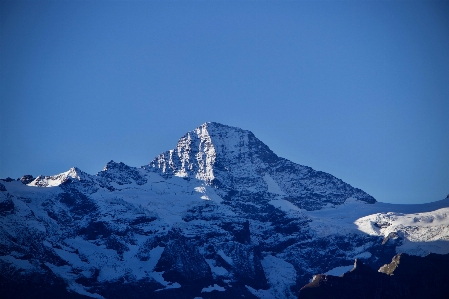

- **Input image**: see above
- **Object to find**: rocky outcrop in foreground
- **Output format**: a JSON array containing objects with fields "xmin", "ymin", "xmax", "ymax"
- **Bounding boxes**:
[{"xmin": 299, "ymin": 253, "xmax": 449, "ymax": 299}]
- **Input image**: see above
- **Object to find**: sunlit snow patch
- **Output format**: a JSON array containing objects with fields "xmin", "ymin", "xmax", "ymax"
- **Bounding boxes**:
[
  {"xmin": 27, "ymin": 167, "xmax": 85, "ymax": 187},
  {"xmin": 355, "ymin": 207, "xmax": 449, "ymax": 255},
  {"xmin": 45, "ymin": 263, "xmax": 104, "ymax": 299},
  {"xmin": 194, "ymin": 185, "xmax": 222, "ymax": 201},
  {"xmin": 152, "ymin": 272, "xmax": 181, "ymax": 291}
]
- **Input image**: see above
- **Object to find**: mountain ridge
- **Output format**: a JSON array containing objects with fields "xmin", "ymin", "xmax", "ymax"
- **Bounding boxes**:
[{"xmin": 27, "ymin": 122, "xmax": 376, "ymax": 211}]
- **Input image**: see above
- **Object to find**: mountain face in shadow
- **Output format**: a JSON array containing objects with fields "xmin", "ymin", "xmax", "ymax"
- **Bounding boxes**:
[{"xmin": 299, "ymin": 253, "xmax": 449, "ymax": 299}]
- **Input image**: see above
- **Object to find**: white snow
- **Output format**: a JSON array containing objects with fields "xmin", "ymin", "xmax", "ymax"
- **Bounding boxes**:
[
  {"xmin": 269, "ymin": 199, "xmax": 301, "ymax": 213},
  {"xmin": 217, "ymin": 250, "xmax": 234, "ymax": 266},
  {"xmin": 0, "ymin": 255, "xmax": 34, "ymax": 270},
  {"xmin": 53, "ymin": 248, "xmax": 85, "ymax": 266},
  {"xmin": 45, "ymin": 263, "xmax": 104, "ymax": 299},
  {"xmin": 153, "ymin": 275, "xmax": 181, "ymax": 291},
  {"xmin": 194, "ymin": 185, "xmax": 223, "ymax": 202},
  {"xmin": 299, "ymin": 198, "xmax": 449, "ymax": 256},
  {"xmin": 53, "ymin": 236, "xmax": 169, "ymax": 284},
  {"xmin": 194, "ymin": 125, "xmax": 216, "ymax": 183},
  {"xmin": 27, "ymin": 167, "xmax": 84, "ymax": 187},
  {"xmin": 246, "ymin": 285, "xmax": 273, "ymax": 299},
  {"xmin": 263, "ymin": 174, "xmax": 286, "ymax": 195},
  {"xmin": 354, "ymin": 207, "xmax": 449, "ymax": 255},
  {"xmin": 324, "ymin": 265, "xmax": 353, "ymax": 276},
  {"xmin": 201, "ymin": 284, "xmax": 225, "ymax": 292},
  {"xmin": 353, "ymin": 252, "xmax": 372, "ymax": 259},
  {"xmin": 205, "ymin": 259, "xmax": 228, "ymax": 276},
  {"xmin": 304, "ymin": 198, "xmax": 448, "ymax": 232},
  {"xmin": 259, "ymin": 255, "xmax": 297, "ymax": 299}
]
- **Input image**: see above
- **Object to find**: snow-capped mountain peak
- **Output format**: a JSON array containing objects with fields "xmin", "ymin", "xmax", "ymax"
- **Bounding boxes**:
[
  {"xmin": 146, "ymin": 122, "xmax": 375, "ymax": 209},
  {"xmin": 147, "ymin": 122, "xmax": 217, "ymax": 182},
  {"xmin": 27, "ymin": 166, "xmax": 87, "ymax": 187}
]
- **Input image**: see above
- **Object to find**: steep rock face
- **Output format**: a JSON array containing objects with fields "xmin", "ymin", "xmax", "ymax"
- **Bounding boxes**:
[
  {"xmin": 0, "ymin": 122, "xmax": 447, "ymax": 299},
  {"xmin": 147, "ymin": 122, "xmax": 375, "ymax": 210},
  {"xmin": 0, "ymin": 259, "xmax": 91, "ymax": 299},
  {"xmin": 299, "ymin": 253, "xmax": 449, "ymax": 299},
  {"xmin": 154, "ymin": 229, "xmax": 213, "ymax": 286},
  {"xmin": 299, "ymin": 259, "xmax": 389, "ymax": 299},
  {"xmin": 19, "ymin": 175, "xmax": 34, "ymax": 184},
  {"xmin": 98, "ymin": 161, "xmax": 147, "ymax": 187}
]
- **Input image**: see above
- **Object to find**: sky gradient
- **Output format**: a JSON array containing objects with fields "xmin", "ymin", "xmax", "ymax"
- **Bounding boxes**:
[{"xmin": 1, "ymin": 1, "xmax": 448, "ymax": 204}]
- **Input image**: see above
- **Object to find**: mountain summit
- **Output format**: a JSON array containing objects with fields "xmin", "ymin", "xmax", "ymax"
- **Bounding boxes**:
[
  {"xmin": 147, "ymin": 122, "xmax": 375, "ymax": 210},
  {"xmin": 148, "ymin": 122, "xmax": 278, "ymax": 183}
]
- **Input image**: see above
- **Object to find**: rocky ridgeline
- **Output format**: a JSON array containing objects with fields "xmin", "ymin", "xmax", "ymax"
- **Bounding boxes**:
[{"xmin": 146, "ymin": 122, "xmax": 375, "ymax": 210}]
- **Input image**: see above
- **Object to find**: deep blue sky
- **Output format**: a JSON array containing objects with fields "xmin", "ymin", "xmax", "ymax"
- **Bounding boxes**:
[{"xmin": 1, "ymin": 1, "xmax": 448, "ymax": 204}]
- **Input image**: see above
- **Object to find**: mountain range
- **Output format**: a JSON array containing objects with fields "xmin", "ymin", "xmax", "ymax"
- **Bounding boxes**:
[{"xmin": 1, "ymin": 122, "xmax": 448, "ymax": 298}]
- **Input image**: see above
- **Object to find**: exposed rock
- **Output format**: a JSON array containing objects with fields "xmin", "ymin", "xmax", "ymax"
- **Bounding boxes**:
[
  {"xmin": 19, "ymin": 175, "xmax": 34, "ymax": 184},
  {"xmin": 299, "ymin": 253, "xmax": 449, "ymax": 299},
  {"xmin": 146, "ymin": 122, "xmax": 376, "ymax": 210},
  {"xmin": 0, "ymin": 260, "xmax": 90, "ymax": 299},
  {"xmin": 0, "ymin": 198, "xmax": 14, "ymax": 215}
]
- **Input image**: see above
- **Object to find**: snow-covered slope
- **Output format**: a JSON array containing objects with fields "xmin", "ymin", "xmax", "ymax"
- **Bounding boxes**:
[
  {"xmin": 355, "ymin": 207, "xmax": 449, "ymax": 256},
  {"xmin": 0, "ymin": 122, "xmax": 448, "ymax": 299},
  {"xmin": 28, "ymin": 167, "xmax": 88, "ymax": 187}
]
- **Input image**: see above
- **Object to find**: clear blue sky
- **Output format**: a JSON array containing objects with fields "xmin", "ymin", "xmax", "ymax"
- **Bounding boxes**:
[{"xmin": 1, "ymin": 1, "xmax": 448, "ymax": 204}]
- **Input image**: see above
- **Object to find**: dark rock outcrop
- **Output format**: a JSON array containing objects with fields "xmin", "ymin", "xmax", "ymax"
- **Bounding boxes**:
[
  {"xmin": 0, "ymin": 260, "xmax": 90, "ymax": 299},
  {"xmin": 19, "ymin": 175, "xmax": 34, "ymax": 184},
  {"xmin": 299, "ymin": 253, "xmax": 449, "ymax": 299},
  {"xmin": 1, "ymin": 177, "xmax": 14, "ymax": 182},
  {"xmin": 0, "ymin": 198, "xmax": 14, "ymax": 215}
]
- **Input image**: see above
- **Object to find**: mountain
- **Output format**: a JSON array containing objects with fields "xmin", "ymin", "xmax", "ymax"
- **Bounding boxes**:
[
  {"xmin": 299, "ymin": 253, "xmax": 449, "ymax": 299},
  {"xmin": 0, "ymin": 122, "xmax": 448, "ymax": 299},
  {"xmin": 146, "ymin": 122, "xmax": 376, "ymax": 210}
]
